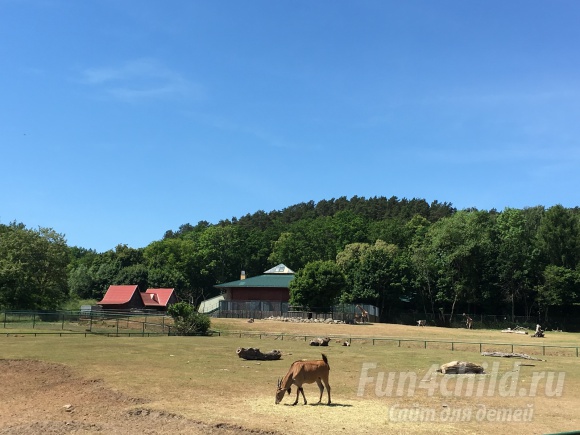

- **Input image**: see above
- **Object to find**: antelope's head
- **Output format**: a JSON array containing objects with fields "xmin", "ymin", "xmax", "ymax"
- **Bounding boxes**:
[{"xmin": 275, "ymin": 378, "xmax": 289, "ymax": 404}]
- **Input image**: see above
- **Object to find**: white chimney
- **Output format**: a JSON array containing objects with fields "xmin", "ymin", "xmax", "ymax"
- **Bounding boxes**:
[{"xmin": 240, "ymin": 270, "xmax": 246, "ymax": 280}]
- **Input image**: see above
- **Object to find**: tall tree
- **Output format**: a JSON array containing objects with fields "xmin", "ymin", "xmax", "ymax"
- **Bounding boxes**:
[
  {"xmin": 423, "ymin": 211, "xmax": 495, "ymax": 324},
  {"xmin": 537, "ymin": 205, "xmax": 580, "ymax": 269},
  {"xmin": 407, "ymin": 215, "xmax": 437, "ymax": 318},
  {"xmin": 496, "ymin": 208, "xmax": 541, "ymax": 320},
  {"xmin": 336, "ymin": 242, "xmax": 371, "ymax": 298},
  {"xmin": 536, "ymin": 265, "xmax": 579, "ymax": 321},
  {"xmin": 0, "ymin": 224, "xmax": 69, "ymax": 309},
  {"xmin": 337, "ymin": 239, "xmax": 410, "ymax": 321},
  {"xmin": 68, "ymin": 264, "xmax": 94, "ymax": 299},
  {"xmin": 288, "ymin": 261, "xmax": 345, "ymax": 311}
]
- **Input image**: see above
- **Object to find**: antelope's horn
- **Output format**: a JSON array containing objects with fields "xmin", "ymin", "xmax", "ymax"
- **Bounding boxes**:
[{"xmin": 277, "ymin": 378, "xmax": 281, "ymax": 388}]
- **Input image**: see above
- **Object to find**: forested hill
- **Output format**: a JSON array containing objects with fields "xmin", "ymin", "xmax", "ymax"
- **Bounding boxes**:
[
  {"xmin": 163, "ymin": 196, "xmax": 456, "ymax": 240},
  {"xmin": 2, "ymin": 196, "xmax": 580, "ymax": 328}
]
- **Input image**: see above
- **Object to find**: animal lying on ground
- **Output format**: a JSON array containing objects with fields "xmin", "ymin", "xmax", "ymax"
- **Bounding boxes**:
[
  {"xmin": 275, "ymin": 354, "xmax": 331, "ymax": 405},
  {"xmin": 309, "ymin": 337, "xmax": 330, "ymax": 346}
]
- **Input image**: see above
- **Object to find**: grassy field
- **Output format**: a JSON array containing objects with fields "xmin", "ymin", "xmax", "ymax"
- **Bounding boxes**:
[{"xmin": 1, "ymin": 318, "xmax": 579, "ymax": 434}]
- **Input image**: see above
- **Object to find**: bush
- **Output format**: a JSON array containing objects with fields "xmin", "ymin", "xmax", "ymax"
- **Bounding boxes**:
[{"xmin": 167, "ymin": 302, "xmax": 211, "ymax": 335}]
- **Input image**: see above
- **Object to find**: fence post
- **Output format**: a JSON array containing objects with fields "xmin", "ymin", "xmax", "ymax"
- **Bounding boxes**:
[
  {"xmin": 61, "ymin": 313, "xmax": 65, "ymax": 330},
  {"xmin": 32, "ymin": 312, "xmax": 36, "ymax": 329}
]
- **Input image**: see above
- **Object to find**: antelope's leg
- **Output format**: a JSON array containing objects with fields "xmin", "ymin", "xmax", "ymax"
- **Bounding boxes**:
[
  {"xmin": 323, "ymin": 378, "xmax": 332, "ymax": 405},
  {"xmin": 292, "ymin": 387, "xmax": 300, "ymax": 405},
  {"xmin": 299, "ymin": 387, "xmax": 307, "ymax": 405},
  {"xmin": 316, "ymin": 379, "xmax": 324, "ymax": 403}
]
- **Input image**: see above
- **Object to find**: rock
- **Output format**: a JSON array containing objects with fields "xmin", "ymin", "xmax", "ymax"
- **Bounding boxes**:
[
  {"xmin": 236, "ymin": 348, "xmax": 282, "ymax": 360},
  {"xmin": 437, "ymin": 361, "xmax": 485, "ymax": 374}
]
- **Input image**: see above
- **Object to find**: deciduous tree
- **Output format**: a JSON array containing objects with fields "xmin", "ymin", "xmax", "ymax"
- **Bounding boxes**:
[
  {"xmin": 0, "ymin": 224, "xmax": 69, "ymax": 309},
  {"xmin": 289, "ymin": 261, "xmax": 345, "ymax": 311}
]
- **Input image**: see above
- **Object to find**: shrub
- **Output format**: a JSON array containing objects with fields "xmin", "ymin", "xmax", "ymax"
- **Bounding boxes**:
[{"xmin": 167, "ymin": 301, "xmax": 211, "ymax": 335}]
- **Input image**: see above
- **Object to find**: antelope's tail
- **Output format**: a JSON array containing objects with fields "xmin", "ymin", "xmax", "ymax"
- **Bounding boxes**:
[{"xmin": 321, "ymin": 353, "xmax": 329, "ymax": 366}]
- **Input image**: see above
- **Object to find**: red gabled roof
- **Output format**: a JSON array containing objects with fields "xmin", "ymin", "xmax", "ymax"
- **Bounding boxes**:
[
  {"xmin": 98, "ymin": 285, "xmax": 140, "ymax": 305},
  {"xmin": 141, "ymin": 288, "xmax": 175, "ymax": 307}
]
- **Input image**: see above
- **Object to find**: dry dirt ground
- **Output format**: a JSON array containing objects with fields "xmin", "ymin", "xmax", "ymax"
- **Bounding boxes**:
[{"xmin": 0, "ymin": 359, "xmax": 277, "ymax": 435}]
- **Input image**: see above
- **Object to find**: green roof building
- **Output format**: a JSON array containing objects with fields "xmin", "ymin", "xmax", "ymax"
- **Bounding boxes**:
[{"xmin": 214, "ymin": 264, "xmax": 295, "ymax": 302}]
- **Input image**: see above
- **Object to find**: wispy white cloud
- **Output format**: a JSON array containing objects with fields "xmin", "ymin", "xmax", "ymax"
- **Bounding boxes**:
[{"xmin": 80, "ymin": 58, "xmax": 202, "ymax": 102}]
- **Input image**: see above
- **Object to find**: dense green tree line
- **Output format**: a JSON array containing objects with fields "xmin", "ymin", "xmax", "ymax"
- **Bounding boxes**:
[{"xmin": 2, "ymin": 196, "xmax": 579, "ymax": 326}]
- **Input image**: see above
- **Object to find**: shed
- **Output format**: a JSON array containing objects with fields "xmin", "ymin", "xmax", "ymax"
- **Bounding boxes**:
[
  {"xmin": 98, "ymin": 285, "xmax": 142, "ymax": 310},
  {"xmin": 141, "ymin": 288, "xmax": 178, "ymax": 310},
  {"xmin": 98, "ymin": 285, "xmax": 177, "ymax": 311}
]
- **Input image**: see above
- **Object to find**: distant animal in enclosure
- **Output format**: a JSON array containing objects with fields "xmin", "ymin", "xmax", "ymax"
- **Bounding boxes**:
[
  {"xmin": 247, "ymin": 318, "xmax": 254, "ymax": 323},
  {"xmin": 309, "ymin": 337, "xmax": 330, "ymax": 346},
  {"xmin": 463, "ymin": 313, "xmax": 473, "ymax": 329},
  {"xmin": 417, "ymin": 320, "xmax": 426, "ymax": 327},
  {"xmin": 532, "ymin": 324, "xmax": 545, "ymax": 338},
  {"xmin": 356, "ymin": 305, "xmax": 369, "ymax": 323},
  {"xmin": 275, "ymin": 354, "xmax": 331, "ymax": 405}
]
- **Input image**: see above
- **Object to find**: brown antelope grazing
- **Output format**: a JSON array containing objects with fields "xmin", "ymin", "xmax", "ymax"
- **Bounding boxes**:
[
  {"xmin": 463, "ymin": 313, "xmax": 473, "ymax": 329},
  {"xmin": 275, "ymin": 354, "xmax": 331, "ymax": 406}
]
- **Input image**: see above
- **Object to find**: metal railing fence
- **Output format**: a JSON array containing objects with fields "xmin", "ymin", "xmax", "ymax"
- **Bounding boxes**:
[
  {"xmin": 0, "ymin": 310, "xmax": 171, "ymax": 335},
  {"xmin": 211, "ymin": 329, "xmax": 580, "ymax": 358}
]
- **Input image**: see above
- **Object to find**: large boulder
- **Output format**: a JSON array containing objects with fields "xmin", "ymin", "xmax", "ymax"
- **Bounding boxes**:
[
  {"xmin": 437, "ymin": 361, "xmax": 485, "ymax": 374},
  {"xmin": 236, "ymin": 348, "xmax": 282, "ymax": 360}
]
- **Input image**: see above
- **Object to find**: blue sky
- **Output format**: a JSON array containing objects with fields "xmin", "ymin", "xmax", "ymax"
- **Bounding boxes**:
[{"xmin": 2, "ymin": 1, "xmax": 580, "ymax": 252}]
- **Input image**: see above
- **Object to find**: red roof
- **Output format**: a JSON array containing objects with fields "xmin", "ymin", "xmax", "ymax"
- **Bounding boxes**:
[
  {"xmin": 141, "ymin": 288, "xmax": 175, "ymax": 307},
  {"xmin": 98, "ymin": 285, "xmax": 139, "ymax": 305}
]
